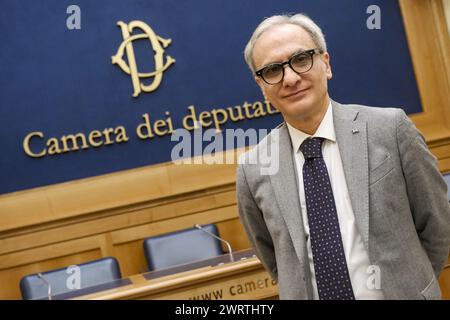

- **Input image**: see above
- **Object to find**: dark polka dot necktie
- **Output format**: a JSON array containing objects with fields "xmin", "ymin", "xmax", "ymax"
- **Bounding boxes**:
[{"xmin": 300, "ymin": 137, "xmax": 355, "ymax": 300}]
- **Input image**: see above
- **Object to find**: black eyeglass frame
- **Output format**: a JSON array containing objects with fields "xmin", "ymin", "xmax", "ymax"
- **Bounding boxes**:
[{"xmin": 255, "ymin": 48, "xmax": 323, "ymax": 85}]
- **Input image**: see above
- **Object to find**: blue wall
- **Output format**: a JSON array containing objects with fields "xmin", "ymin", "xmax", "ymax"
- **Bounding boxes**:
[{"xmin": 0, "ymin": 0, "xmax": 421, "ymax": 194}]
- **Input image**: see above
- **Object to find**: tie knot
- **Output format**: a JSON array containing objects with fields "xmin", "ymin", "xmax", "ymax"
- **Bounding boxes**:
[{"xmin": 300, "ymin": 137, "xmax": 324, "ymax": 159}]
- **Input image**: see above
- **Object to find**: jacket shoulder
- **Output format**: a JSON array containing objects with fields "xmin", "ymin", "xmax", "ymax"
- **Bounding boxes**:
[
  {"xmin": 338, "ymin": 103, "xmax": 408, "ymax": 132},
  {"xmin": 238, "ymin": 122, "xmax": 284, "ymax": 167},
  {"xmin": 344, "ymin": 103, "xmax": 404, "ymax": 121}
]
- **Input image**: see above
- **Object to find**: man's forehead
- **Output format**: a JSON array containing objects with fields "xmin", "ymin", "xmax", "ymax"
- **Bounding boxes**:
[
  {"xmin": 253, "ymin": 24, "xmax": 315, "ymax": 67},
  {"xmin": 255, "ymin": 24, "xmax": 315, "ymax": 51}
]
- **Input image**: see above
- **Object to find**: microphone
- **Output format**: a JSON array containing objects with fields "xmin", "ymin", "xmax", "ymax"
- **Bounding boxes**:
[
  {"xmin": 194, "ymin": 224, "xmax": 234, "ymax": 263},
  {"xmin": 37, "ymin": 273, "xmax": 52, "ymax": 300}
]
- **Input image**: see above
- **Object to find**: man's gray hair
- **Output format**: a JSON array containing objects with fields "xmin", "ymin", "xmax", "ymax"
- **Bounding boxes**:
[{"xmin": 244, "ymin": 13, "xmax": 327, "ymax": 73}]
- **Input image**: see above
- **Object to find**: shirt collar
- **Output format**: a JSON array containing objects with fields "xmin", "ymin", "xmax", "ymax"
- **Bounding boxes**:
[{"xmin": 286, "ymin": 101, "xmax": 336, "ymax": 153}]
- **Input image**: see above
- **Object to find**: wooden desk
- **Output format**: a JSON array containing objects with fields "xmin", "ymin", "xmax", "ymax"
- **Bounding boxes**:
[
  {"xmin": 71, "ymin": 251, "xmax": 278, "ymax": 300},
  {"xmin": 438, "ymin": 261, "xmax": 450, "ymax": 300},
  {"xmin": 59, "ymin": 252, "xmax": 450, "ymax": 300}
]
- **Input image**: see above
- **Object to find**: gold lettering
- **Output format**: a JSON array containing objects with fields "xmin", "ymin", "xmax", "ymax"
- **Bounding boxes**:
[
  {"xmin": 89, "ymin": 130, "xmax": 103, "ymax": 147},
  {"xmin": 183, "ymin": 105, "xmax": 199, "ymax": 130},
  {"xmin": 211, "ymin": 109, "xmax": 228, "ymax": 132},
  {"xmin": 115, "ymin": 126, "xmax": 129, "ymax": 142},
  {"xmin": 199, "ymin": 111, "xmax": 212, "ymax": 127},
  {"xmin": 243, "ymin": 101, "xmax": 255, "ymax": 119},
  {"xmin": 112, "ymin": 21, "xmax": 175, "ymax": 97},
  {"xmin": 264, "ymin": 100, "xmax": 279, "ymax": 114},
  {"xmin": 47, "ymin": 138, "xmax": 62, "ymax": 155},
  {"xmin": 165, "ymin": 111, "xmax": 174, "ymax": 134},
  {"xmin": 154, "ymin": 120, "xmax": 168, "ymax": 136},
  {"xmin": 23, "ymin": 131, "xmax": 46, "ymax": 158},
  {"xmin": 61, "ymin": 133, "xmax": 89, "ymax": 152},
  {"xmin": 227, "ymin": 106, "xmax": 245, "ymax": 122},
  {"xmin": 23, "ymin": 125, "xmax": 131, "ymax": 158},
  {"xmin": 137, "ymin": 113, "xmax": 155, "ymax": 139},
  {"xmin": 102, "ymin": 128, "xmax": 114, "ymax": 145},
  {"xmin": 252, "ymin": 101, "xmax": 267, "ymax": 118}
]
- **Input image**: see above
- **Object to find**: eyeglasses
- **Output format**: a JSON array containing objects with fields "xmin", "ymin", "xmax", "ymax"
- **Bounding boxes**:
[{"xmin": 255, "ymin": 48, "xmax": 323, "ymax": 85}]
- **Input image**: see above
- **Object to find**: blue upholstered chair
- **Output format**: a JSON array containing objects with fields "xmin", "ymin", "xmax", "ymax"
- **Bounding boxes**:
[
  {"xmin": 19, "ymin": 257, "xmax": 122, "ymax": 300},
  {"xmin": 143, "ymin": 224, "xmax": 224, "ymax": 271}
]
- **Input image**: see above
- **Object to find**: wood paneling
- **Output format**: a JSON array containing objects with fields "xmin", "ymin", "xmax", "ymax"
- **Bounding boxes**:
[
  {"xmin": 439, "ymin": 260, "xmax": 450, "ymax": 300},
  {"xmin": 0, "ymin": 172, "xmax": 250, "ymax": 299},
  {"xmin": 0, "ymin": 0, "xmax": 449, "ymax": 300},
  {"xmin": 400, "ymin": 0, "xmax": 450, "ymax": 149}
]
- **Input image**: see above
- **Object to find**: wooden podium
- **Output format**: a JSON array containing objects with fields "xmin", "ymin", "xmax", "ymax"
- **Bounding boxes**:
[
  {"xmin": 21, "ymin": 250, "xmax": 450, "ymax": 300},
  {"xmin": 68, "ymin": 249, "xmax": 278, "ymax": 300}
]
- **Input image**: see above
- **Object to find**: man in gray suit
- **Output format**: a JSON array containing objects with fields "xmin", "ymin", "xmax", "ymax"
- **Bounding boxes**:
[{"xmin": 237, "ymin": 13, "xmax": 450, "ymax": 300}]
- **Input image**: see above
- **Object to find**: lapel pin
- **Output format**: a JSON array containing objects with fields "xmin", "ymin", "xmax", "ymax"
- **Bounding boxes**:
[{"xmin": 352, "ymin": 128, "xmax": 359, "ymax": 134}]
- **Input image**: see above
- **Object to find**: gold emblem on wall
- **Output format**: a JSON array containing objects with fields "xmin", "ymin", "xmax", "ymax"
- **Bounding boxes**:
[{"xmin": 112, "ymin": 21, "xmax": 175, "ymax": 98}]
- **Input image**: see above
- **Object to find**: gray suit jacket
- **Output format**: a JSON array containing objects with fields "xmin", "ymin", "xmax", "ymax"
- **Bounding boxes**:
[{"xmin": 236, "ymin": 100, "xmax": 450, "ymax": 300}]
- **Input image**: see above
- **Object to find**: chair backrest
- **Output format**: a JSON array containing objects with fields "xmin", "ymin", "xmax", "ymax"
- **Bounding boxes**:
[
  {"xmin": 143, "ymin": 224, "xmax": 224, "ymax": 271},
  {"xmin": 19, "ymin": 257, "xmax": 121, "ymax": 300}
]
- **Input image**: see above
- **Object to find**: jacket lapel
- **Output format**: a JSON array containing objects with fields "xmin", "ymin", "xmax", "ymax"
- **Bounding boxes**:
[
  {"xmin": 332, "ymin": 100, "xmax": 370, "ymax": 251},
  {"xmin": 267, "ymin": 100, "xmax": 370, "ymax": 295},
  {"xmin": 268, "ymin": 124, "xmax": 313, "ymax": 297}
]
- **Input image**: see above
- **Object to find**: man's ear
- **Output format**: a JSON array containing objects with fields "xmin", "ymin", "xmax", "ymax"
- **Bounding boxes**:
[{"xmin": 322, "ymin": 52, "xmax": 332, "ymax": 80}]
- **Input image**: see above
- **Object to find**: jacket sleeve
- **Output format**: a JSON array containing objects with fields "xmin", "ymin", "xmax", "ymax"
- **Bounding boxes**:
[
  {"xmin": 396, "ymin": 109, "xmax": 450, "ymax": 277},
  {"xmin": 236, "ymin": 164, "xmax": 278, "ymax": 281}
]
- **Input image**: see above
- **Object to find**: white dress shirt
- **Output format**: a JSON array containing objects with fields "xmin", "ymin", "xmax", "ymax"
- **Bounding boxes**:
[{"xmin": 286, "ymin": 102, "xmax": 384, "ymax": 300}]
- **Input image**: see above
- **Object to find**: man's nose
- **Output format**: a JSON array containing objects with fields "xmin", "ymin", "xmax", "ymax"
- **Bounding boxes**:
[{"xmin": 282, "ymin": 65, "xmax": 302, "ymax": 86}]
